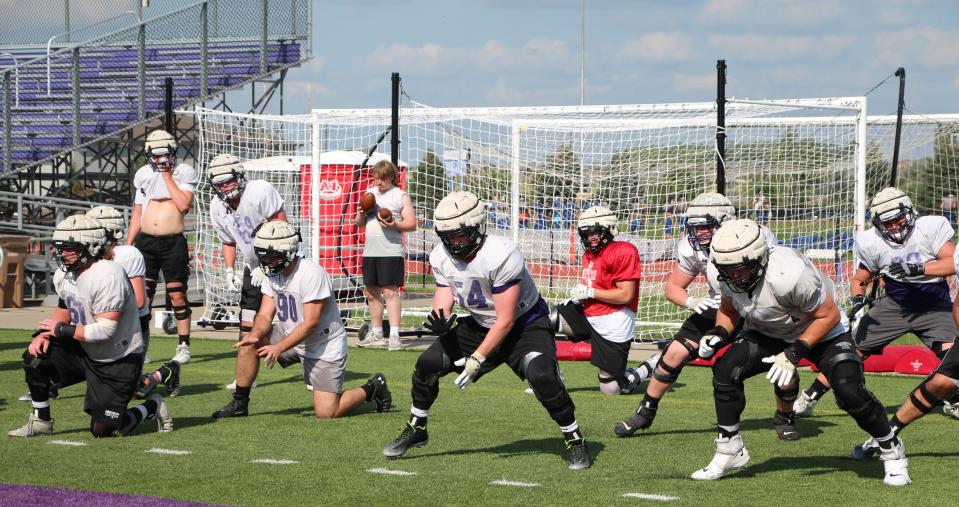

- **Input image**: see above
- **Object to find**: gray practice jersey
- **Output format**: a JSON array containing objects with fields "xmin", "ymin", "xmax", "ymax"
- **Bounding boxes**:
[
  {"xmin": 210, "ymin": 179, "xmax": 285, "ymax": 271},
  {"xmin": 707, "ymin": 246, "xmax": 849, "ymax": 343},
  {"xmin": 112, "ymin": 245, "xmax": 150, "ymax": 317},
  {"xmin": 362, "ymin": 185, "xmax": 407, "ymax": 258},
  {"xmin": 430, "ymin": 235, "xmax": 544, "ymax": 329},
  {"xmin": 53, "ymin": 260, "xmax": 144, "ymax": 362},
  {"xmin": 676, "ymin": 226, "xmax": 777, "ymax": 296},
  {"xmin": 133, "ymin": 163, "xmax": 198, "ymax": 215},
  {"xmin": 261, "ymin": 258, "xmax": 347, "ymax": 362}
]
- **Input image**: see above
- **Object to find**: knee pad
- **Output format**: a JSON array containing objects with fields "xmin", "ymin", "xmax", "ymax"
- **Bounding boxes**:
[
  {"xmin": 526, "ymin": 355, "xmax": 576, "ymax": 425},
  {"xmin": 22, "ymin": 349, "xmax": 48, "ymax": 369},
  {"xmin": 145, "ymin": 279, "xmax": 158, "ymax": 302},
  {"xmin": 829, "ymin": 358, "xmax": 880, "ymax": 419},
  {"xmin": 908, "ymin": 379, "xmax": 944, "ymax": 414},
  {"xmin": 172, "ymin": 304, "xmax": 192, "ymax": 321},
  {"xmin": 90, "ymin": 419, "xmax": 119, "ymax": 438},
  {"xmin": 652, "ymin": 339, "xmax": 695, "ymax": 383},
  {"xmin": 712, "ymin": 376, "xmax": 742, "ymax": 403},
  {"xmin": 774, "ymin": 380, "xmax": 799, "ymax": 404},
  {"xmin": 598, "ymin": 370, "xmax": 621, "ymax": 395}
]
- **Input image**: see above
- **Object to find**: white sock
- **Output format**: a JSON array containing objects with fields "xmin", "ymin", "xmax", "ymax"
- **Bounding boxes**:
[
  {"xmin": 411, "ymin": 406, "xmax": 429, "ymax": 418},
  {"xmin": 389, "ymin": 328, "xmax": 400, "ymax": 339},
  {"xmin": 370, "ymin": 327, "xmax": 383, "ymax": 338},
  {"xmin": 559, "ymin": 420, "xmax": 579, "ymax": 434},
  {"xmin": 31, "ymin": 400, "xmax": 50, "ymax": 410}
]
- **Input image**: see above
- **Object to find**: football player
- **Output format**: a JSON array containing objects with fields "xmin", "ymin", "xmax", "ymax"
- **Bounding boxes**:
[
  {"xmin": 552, "ymin": 205, "xmax": 659, "ymax": 395},
  {"xmin": 691, "ymin": 219, "xmax": 908, "ymax": 486},
  {"xmin": 10, "ymin": 215, "xmax": 172, "ymax": 437},
  {"xmin": 614, "ymin": 193, "xmax": 797, "ymax": 440},
  {"xmin": 383, "ymin": 191, "xmax": 590, "ymax": 470},
  {"xmin": 126, "ymin": 129, "xmax": 198, "ymax": 365},
  {"xmin": 794, "ymin": 187, "xmax": 957, "ymax": 418},
  {"xmin": 211, "ymin": 221, "xmax": 391, "ymax": 419},
  {"xmin": 207, "ymin": 153, "xmax": 288, "ymax": 391}
]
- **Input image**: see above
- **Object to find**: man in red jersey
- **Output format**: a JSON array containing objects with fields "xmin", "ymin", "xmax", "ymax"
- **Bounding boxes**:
[{"xmin": 552, "ymin": 206, "xmax": 658, "ymax": 395}]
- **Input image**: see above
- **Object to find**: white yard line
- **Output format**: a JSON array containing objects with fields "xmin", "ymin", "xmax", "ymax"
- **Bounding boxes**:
[
  {"xmin": 47, "ymin": 440, "xmax": 87, "ymax": 446},
  {"xmin": 146, "ymin": 448, "xmax": 191, "ymax": 456},
  {"xmin": 622, "ymin": 493, "xmax": 679, "ymax": 502},
  {"xmin": 367, "ymin": 468, "xmax": 417, "ymax": 476},
  {"xmin": 489, "ymin": 479, "xmax": 540, "ymax": 488},
  {"xmin": 251, "ymin": 458, "xmax": 299, "ymax": 465}
]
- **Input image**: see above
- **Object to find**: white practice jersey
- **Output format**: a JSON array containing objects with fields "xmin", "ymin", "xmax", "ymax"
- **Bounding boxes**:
[
  {"xmin": 430, "ymin": 235, "xmax": 545, "ymax": 329},
  {"xmin": 112, "ymin": 245, "xmax": 150, "ymax": 317},
  {"xmin": 362, "ymin": 185, "xmax": 407, "ymax": 257},
  {"xmin": 677, "ymin": 226, "xmax": 777, "ymax": 296},
  {"xmin": 854, "ymin": 215, "xmax": 954, "ymax": 309},
  {"xmin": 261, "ymin": 258, "xmax": 347, "ymax": 363},
  {"xmin": 210, "ymin": 179, "xmax": 285, "ymax": 271},
  {"xmin": 133, "ymin": 163, "xmax": 198, "ymax": 216},
  {"xmin": 707, "ymin": 246, "xmax": 849, "ymax": 343},
  {"xmin": 53, "ymin": 260, "xmax": 144, "ymax": 362}
]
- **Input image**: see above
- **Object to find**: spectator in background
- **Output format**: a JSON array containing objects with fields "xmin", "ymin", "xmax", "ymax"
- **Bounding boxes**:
[
  {"xmin": 519, "ymin": 207, "xmax": 530, "ymax": 228},
  {"xmin": 663, "ymin": 210, "xmax": 674, "ymax": 240},
  {"xmin": 941, "ymin": 192, "xmax": 958, "ymax": 230},
  {"xmin": 753, "ymin": 191, "xmax": 770, "ymax": 225},
  {"xmin": 628, "ymin": 210, "xmax": 644, "ymax": 233}
]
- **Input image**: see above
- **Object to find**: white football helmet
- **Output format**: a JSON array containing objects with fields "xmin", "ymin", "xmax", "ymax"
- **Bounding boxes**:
[
  {"xmin": 85, "ymin": 205, "xmax": 125, "ymax": 245},
  {"xmin": 253, "ymin": 221, "xmax": 301, "ymax": 276},
  {"xmin": 145, "ymin": 130, "xmax": 177, "ymax": 172},
  {"xmin": 685, "ymin": 192, "xmax": 736, "ymax": 252},
  {"xmin": 710, "ymin": 218, "xmax": 769, "ymax": 293},
  {"xmin": 208, "ymin": 153, "xmax": 246, "ymax": 204},
  {"xmin": 577, "ymin": 206, "xmax": 617, "ymax": 253},
  {"xmin": 434, "ymin": 191, "xmax": 487, "ymax": 259},
  {"xmin": 869, "ymin": 187, "xmax": 915, "ymax": 244},
  {"xmin": 52, "ymin": 214, "xmax": 108, "ymax": 272}
]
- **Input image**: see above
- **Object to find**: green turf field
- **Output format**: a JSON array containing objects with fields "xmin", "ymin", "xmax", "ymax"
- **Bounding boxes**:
[{"xmin": 1, "ymin": 331, "xmax": 957, "ymax": 505}]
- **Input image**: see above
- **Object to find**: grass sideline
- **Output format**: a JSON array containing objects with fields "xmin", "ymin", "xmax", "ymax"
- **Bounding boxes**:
[{"xmin": 1, "ymin": 330, "xmax": 957, "ymax": 505}]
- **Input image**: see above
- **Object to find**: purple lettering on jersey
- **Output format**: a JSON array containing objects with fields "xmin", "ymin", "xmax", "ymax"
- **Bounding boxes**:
[{"xmin": 883, "ymin": 278, "xmax": 951, "ymax": 311}]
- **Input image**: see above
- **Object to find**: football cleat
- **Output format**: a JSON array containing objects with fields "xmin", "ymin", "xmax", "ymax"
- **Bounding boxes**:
[
  {"xmin": 165, "ymin": 362, "xmax": 182, "ymax": 397},
  {"xmin": 691, "ymin": 434, "xmax": 750, "ymax": 480},
  {"xmin": 172, "ymin": 343, "xmax": 191, "ymax": 365},
  {"xmin": 357, "ymin": 334, "xmax": 387, "ymax": 348},
  {"xmin": 565, "ymin": 431, "xmax": 591, "ymax": 470},
  {"xmin": 773, "ymin": 412, "xmax": 801, "ymax": 441},
  {"xmin": 880, "ymin": 440, "xmax": 911, "ymax": 487},
  {"xmin": 387, "ymin": 335, "xmax": 403, "ymax": 351},
  {"xmin": 212, "ymin": 398, "xmax": 249, "ymax": 419},
  {"xmin": 383, "ymin": 422, "xmax": 429, "ymax": 458},
  {"xmin": 8, "ymin": 414, "xmax": 54, "ymax": 437},
  {"xmin": 149, "ymin": 394, "xmax": 173, "ymax": 433},
  {"xmin": 368, "ymin": 373, "xmax": 392, "ymax": 413},
  {"xmin": 851, "ymin": 437, "xmax": 880, "ymax": 461},
  {"xmin": 136, "ymin": 373, "xmax": 160, "ymax": 399},
  {"xmin": 793, "ymin": 391, "xmax": 819, "ymax": 417},
  {"xmin": 943, "ymin": 401, "xmax": 959, "ymax": 420},
  {"xmin": 614, "ymin": 402, "xmax": 657, "ymax": 437}
]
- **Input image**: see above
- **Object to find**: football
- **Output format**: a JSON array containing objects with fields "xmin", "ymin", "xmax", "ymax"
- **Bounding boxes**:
[
  {"xmin": 378, "ymin": 207, "xmax": 394, "ymax": 223},
  {"xmin": 359, "ymin": 192, "xmax": 376, "ymax": 212}
]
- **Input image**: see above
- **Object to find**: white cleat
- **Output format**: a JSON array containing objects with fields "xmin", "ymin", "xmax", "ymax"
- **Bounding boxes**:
[
  {"xmin": 149, "ymin": 394, "xmax": 173, "ymax": 433},
  {"xmin": 172, "ymin": 343, "xmax": 191, "ymax": 365},
  {"xmin": 8, "ymin": 414, "xmax": 54, "ymax": 437},
  {"xmin": 942, "ymin": 401, "xmax": 959, "ymax": 420},
  {"xmin": 851, "ymin": 436, "xmax": 880, "ymax": 460},
  {"xmin": 793, "ymin": 392, "xmax": 819, "ymax": 417},
  {"xmin": 357, "ymin": 335, "xmax": 387, "ymax": 348},
  {"xmin": 880, "ymin": 440, "xmax": 911, "ymax": 487},
  {"xmin": 691, "ymin": 434, "xmax": 750, "ymax": 480},
  {"xmin": 387, "ymin": 336, "xmax": 403, "ymax": 351}
]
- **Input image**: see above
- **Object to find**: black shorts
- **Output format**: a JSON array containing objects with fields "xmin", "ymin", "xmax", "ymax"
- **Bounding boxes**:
[
  {"xmin": 362, "ymin": 256, "xmax": 404, "ymax": 287},
  {"xmin": 434, "ymin": 311, "xmax": 556, "ymax": 382},
  {"xmin": 555, "ymin": 302, "xmax": 630, "ymax": 378},
  {"xmin": 240, "ymin": 266, "xmax": 264, "ymax": 313},
  {"xmin": 936, "ymin": 337, "xmax": 959, "ymax": 381},
  {"xmin": 135, "ymin": 233, "xmax": 190, "ymax": 284},
  {"xmin": 45, "ymin": 338, "xmax": 141, "ymax": 426},
  {"xmin": 672, "ymin": 308, "xmax": 745, "ymax": 343},
  {"xmin": 715, "ymin": 330, "xmax": 857, "ymax": 383},
  {"xmin": 139, "ymin": 314, "xmax": 151, "ymax": 342}
]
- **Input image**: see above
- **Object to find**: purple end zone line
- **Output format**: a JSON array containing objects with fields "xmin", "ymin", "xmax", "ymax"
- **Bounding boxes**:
[{"xmin": 0, "ymin": 483, "xmax": 226, "ymax": 507}]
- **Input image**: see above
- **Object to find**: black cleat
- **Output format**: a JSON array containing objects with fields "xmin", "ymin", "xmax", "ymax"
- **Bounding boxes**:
[
  {"xmin": 165, "ymin": 362, "xmax": 182, "ymax": 397},
  {"xmin": 212, "ymin": 398, "xmax": 249, "ymax": 419},
  {"xmin": 565, "ymin": 432, "xmax": 591, "ymax": 470},
  {"xmin": 49, "ymin": 383, "xmax": 59, "ymax": 400},
  {"xmin": 773, "ymin": 412, "xmax": 801, "ymax": 441},
  {"xmin": 135, "ymin": 373, "xmax": 159, "ymax": 399},
  {"xmin": 369, "ymin": 373, "xmax": 392, "ymax": 413},
  {"xmin": 383, "ymin": 423, "xmax": 428, "ymax": 458},
  {"xmin": 614, "ymin": 404, "xmax": 656, "ymax": 437}
]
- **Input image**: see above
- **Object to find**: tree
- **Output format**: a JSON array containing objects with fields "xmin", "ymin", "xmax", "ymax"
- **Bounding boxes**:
[{"xmin": 407, "ymin": 149, "xmax": 447, "ymax": 216}]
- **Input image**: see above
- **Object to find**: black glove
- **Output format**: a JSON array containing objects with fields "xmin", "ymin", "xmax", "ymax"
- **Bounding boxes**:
[
  {"xmin": 848, "ymin": 294, "xmax": 867, "ymax": 317},
  {"xmin": 888, "ymin": 261, "xmax": 924, "ymax": 278},
  {"xmin": 423, "ymin": 308, "xmax": 458, "ymax": 337}
]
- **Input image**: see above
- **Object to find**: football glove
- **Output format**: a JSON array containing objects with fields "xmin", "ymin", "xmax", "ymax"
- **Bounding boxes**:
[
  {"xmin": 762, "ymin": 341, "xmax": 808, "ymax": 387},
  {"xmin": 423, "ymin": 308, "xmax": 458, "ymax": 337},
  {"xmin": 453, "ymin": 352, "xmax": 485, "ymax": 390},
  {"xmin": 847, "ymin": 294, "xmax": 867, "ymax": 317},
  {"xmin": 567, "ymin": 284, "xmax": 594, "ymax": 303},
  {"xmin": 226, "ymin": 267, "xmax": 242, "ymax": 292},
  {"xmin": 685, "ymin": 294, "xmax": 721, "ymax": 314},
  {"xmin": 888, "ymin": 261, "xmax": 924, "ymax": 278},
  {"xmin": 698, "ymin": 326, "xmax": 730, "ymax": 359},
  {"xmin": 250, "ymin": 267, "xmax": 267, "ymax": 288}
]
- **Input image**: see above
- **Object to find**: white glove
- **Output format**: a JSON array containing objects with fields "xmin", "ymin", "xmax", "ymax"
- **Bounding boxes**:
[
  {"xmin": 250, "ymin": 267, "xmax": 267, "ymax": 288},
  {"xmin": 762, "ymin": 352, "xmax": 797, "ymax": 387},
  {"xmin": 685, "ymin": 294, "xmax": 721, "ymax": 314},
  {"xmin": 567, "ymin": 284, "xmax": 594, "ymax": 303},
  {"xmin": 453, "ymin": 352, "xmax": 485, "ymax": 390},
  {"xmin": 698, "ymin": 333, "xmax": 725, "ymax": 359},
  {"xmin": 225, "ymin": 267, "xmax": 242, "ymax": 292}
]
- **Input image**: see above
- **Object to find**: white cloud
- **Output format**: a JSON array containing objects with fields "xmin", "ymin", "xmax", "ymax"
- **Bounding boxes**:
[
  {"xmin": 366, "ymin": 38, "xmax": 574, "ymax": 75},
  {"xmin": 873, "ymin": 27, "xmax": 959, "ymax": 68},
  {"xmin": 672, "ymin": 73, "xmax": 714, "ymax": 92},
  {"xmin": 615, "ymin": 32, "xmax": 699, "ymax": 63},
  {"xmin": 701, "ymin": 0, "xmax": 842, "ymax": 26},
  {"xmin": 708, "ymin": 34, "xmax": 855, "ymax": 62}
]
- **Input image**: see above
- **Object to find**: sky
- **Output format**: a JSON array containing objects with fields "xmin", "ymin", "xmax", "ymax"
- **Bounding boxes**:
[{"xmin": 1, "ymin": 0, "xmax": 956, "ymax": 115}]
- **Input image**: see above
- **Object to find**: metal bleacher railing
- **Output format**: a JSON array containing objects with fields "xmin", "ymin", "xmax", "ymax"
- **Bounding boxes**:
[{"xmin": 0, "ymin": 0, "xmax": 311, "ymax": 177}]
